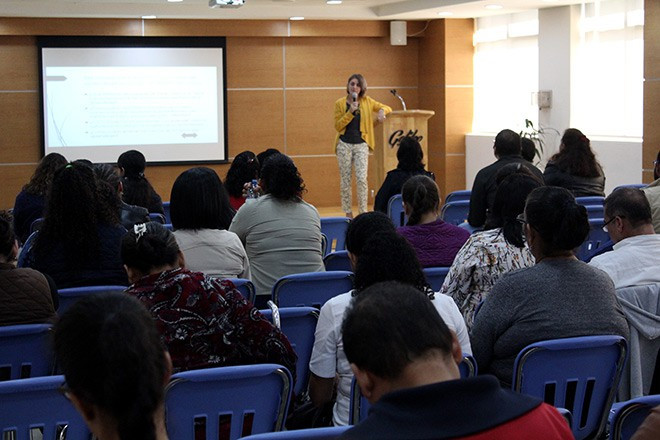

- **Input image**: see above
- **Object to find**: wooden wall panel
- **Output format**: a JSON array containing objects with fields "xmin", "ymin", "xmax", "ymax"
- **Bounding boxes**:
[
  {"xmin": 226, "ymin": 37, "xmax": 283, "ymax": 89},
  {"xmin": 0, "ymin": 93, "xmax": 41, "ymax": 163},
  {"xmin": 145, "ymin": 19, "xmax": 288, "ymax": 37},
  {"xmin": 0, "ymin": 18, "xmax": 141, "ymax": 36},
  {"xmin": 644, "ymin": 0, "xmax": 660, "ymax": 184},
  {"xmin": 0, "ymin": 165, "xmax": 38, "ymax": 210},
  {"xmin": 227, "ymin": 90, "xmax": 285, "ymax": 154},
  {"xmin": 147, "ymin": 164, "xmax": 231, "ymax": 203},
  {"xmin": 285, "ymin": 89, "xmax": 339, "ymax": 156},
  {"xmin": 290, "ymin": 21, "xmax": 389, "ymax": 38},
  {"xmin": 444, "ymin": 20, "xmax": 474, "ymax": 85},
  {"xmin": 644, "ymin": 0, "xmax": 660, "ymax": 79},
  {"xmin": 418, "ymin": 21, "xmax": 445, "ymax": 87},
  {"xmin": 0, "ymin": 36, "xmax": 38, "ymax": 90},
  {"xmin": 285, "ymin": 37, "xmax": 419, "ymax": 89},
  {"xmin": 444, "ymin": 155, "xmax": 467, "ymax": 196}
]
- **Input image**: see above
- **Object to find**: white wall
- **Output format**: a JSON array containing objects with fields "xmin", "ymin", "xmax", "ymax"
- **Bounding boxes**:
[{"xmin": 465, "ymin": 133, "xmax": 642, "ymax": 195}]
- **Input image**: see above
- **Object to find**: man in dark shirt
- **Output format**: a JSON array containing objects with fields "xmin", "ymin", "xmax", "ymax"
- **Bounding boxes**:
[
  {"xmin": 340, "ymin": 281, "xmax": 572, "ymax": 440},
  {"xmin": 468, "ymin": 129, "xmax": 543, "ymax": 227}
]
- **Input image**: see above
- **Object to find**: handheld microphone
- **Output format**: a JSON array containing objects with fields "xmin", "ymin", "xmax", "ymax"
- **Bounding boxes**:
[{"xmin": 351, "ymin": 92, "xmax": 359, "ymax": 115}]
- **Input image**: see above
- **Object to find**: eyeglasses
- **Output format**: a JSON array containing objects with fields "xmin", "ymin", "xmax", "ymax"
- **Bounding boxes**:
[
  {"xmin": 602, "ymin": 215, "xmax": 624, "ymax": 233},
  {"xmin": 516, "ymin": 213, "xmax": 527, "ymax": 225}
]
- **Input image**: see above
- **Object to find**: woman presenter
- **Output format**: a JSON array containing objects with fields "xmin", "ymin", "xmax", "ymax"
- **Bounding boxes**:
[{"xmin": 334, "ymin": 74, "xmax": 392, "ymax": 218}]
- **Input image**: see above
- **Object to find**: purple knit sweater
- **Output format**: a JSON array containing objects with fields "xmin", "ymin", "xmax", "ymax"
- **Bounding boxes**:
[{"xmin": 397, "ymin": 219, "xmax": 471, "ymax": 267}]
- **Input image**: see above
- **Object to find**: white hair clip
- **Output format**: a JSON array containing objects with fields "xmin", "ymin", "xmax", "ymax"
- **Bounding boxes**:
[{"xmin": 134, "ymin": 223, "xmax": 147, "ymax": 243}]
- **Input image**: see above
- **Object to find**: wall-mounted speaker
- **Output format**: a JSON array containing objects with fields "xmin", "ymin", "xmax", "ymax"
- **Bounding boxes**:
[{"xmin": 390, "ymin": 21, "xmax": 407, "ymax": 46}]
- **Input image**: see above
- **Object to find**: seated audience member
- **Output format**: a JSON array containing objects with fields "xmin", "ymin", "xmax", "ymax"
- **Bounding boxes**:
[
  {"xmin": 256, "ymin": 148, "xmax": 281, "ymax": 175},
  {"xmin": 229, "ymin": 153, "xmax": 324, "ymax": 303},
  {"xmin": 225, "ymin": 150, "xmax": 260, "ymax": 211},
  {"xmin": 21, "ymin": 162, "xmax": 128, "ymax": 288},
  {"xmin": 54, "ymin": 292, "xmax": 170, "ymax": 440},
  {"xmin": 642, "ymin": 150, "xmax": 660, "ymax": 234},
  {"xmin": 521, "ymin": 137, "xmax": 536, "ymax": 163},
  {"xmin": 373, "ymin": 136, "xmax": 434, "ymax": 213},
  {"xmin": 543, "ymin": 128, "xmax": 605, "ymax": 197},
  {"xmin": 309, "ymin": 214, "xmax": 471, "ymax": 426},
  {"xmin": 468, "ymin": 129, "xmax": 543, "ymax": 227},
  {"xmin": 471, "ymin": 186, "xmax": 629, "ymax": 387},
  {"xmin": 340, "ymin": 282, "xmax": 573, "ymax": 440},
  {"xmin": 0, "ymin": 211, "xmax": 56, "ymax": 325},
  {"xmin": 121, "ymin": 222, "xmax": 296, "ymax": 375},
  {"xmin": 631, "ymin": 405, "xmax": 660, "ymax": 440},
  {"xmin": 589, "ymin": 187, "xmax": 660, "ymax": 288},
  {"xmin": 117, "ymin": 150, "xmax": 164, "ymax": 214},
  {"xmin": 93, "ymin": 163, "xmax": 149, "ymax": 230},
  {"xmin": 12, "ymin": 152, "xmax": 67, "ymax": 244},
  {"xmin": 441, "ymin": 173, "xmax": 542, "ymax": 329},
  {"xmin": 397, "ymin": 175, "xmax": 470, "ymax": 267},
  {"xmin": 170, "ymin": 167, "xmax": 250, "ymax": 279}
]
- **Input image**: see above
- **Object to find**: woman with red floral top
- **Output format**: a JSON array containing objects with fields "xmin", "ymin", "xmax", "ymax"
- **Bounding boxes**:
[{"xmin": 120, "ymin": 222, "xmax": 297, "ymax": 378}]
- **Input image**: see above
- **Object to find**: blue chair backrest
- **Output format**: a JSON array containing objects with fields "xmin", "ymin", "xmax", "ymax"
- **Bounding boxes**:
[
  {"xmin": 148, "ymin": 212, "xmax": 166, "ymax": 224},
  {"xmin": 165, "ymin": 364, "xmax": 293, "ymax": 440},
  {"xmin": 259, "ymin": 307, "xmax": 319, "ymax": 397},
  {"xmin": 239, "ymin": 426, "xmax": 350, "ymax": 439},
  {"xmin": 271, "ymin": 271, "xmax": 354, "ymax": 309},
  {"xmin": 57, "ymin": 285, "xmax": 127, "ymax": 315},
  {"xmin": 162, "ymin": 201, "xmax": 171, "ymax": 224},
  {"xmin": 445, "ymin": 189, "xmax": 471, "ymax": 204},
  {"xmin": 320, "ymin": 217, "xmax": 350, "ymax": 255},
  {"xmin": 609, "ymin": 395, "xmax": 660, "ymax": 440},
  {"xmin": 576, "ymin": 218, "xmax": 611, "ymax": 261},
  {"xmin": 226, "ymin": 278, "xmax": 257, "ymax": 304},
  {"xmin": 575, "ymin": 196, "xmax": 605, "ymax": 206},
  {"xmin": 585, "ymin": 205, "xmax": 604, "ymax": 219},
  {"xmin": 387, "ymin": 194, "xmax": 407, "ymax": 227},
  {"xmin": 440, "ymin": 200, "xmax": 470, "ymax": 225},
  {"xmin": 164, "ymin": 223, "xmax": 174, "ymax": 231},
  {"xmin": 512, "ymin": 335, "xmax": 627, "ymax": 440},
  {"xmin": 612, "ymin": 184, "xmax": 647, "ymax": 193},
  {"xmin": 323, "ymin": 250, "xmax": 352, "ymax": 272},
  {"xmin": 0, "ymin": 324, "xmax": 54, "ymax": 381},
  {"xmin": 30, "ymin": 217, "xmax": 44, "ymax": 235},
  {"xmin": 583, "ymin": 239, "xmax": 614, "ymax": 263},
  {"xmin": 349, "ymin": 355, "xmax": 477, "ymax": 425},
  {"xmin": 0, "ymin": 375, "xmax": 90, "ymax": 440},
  {"xmin": 423, "ymin": 267, "xmax": 450, "ymax": 292}
]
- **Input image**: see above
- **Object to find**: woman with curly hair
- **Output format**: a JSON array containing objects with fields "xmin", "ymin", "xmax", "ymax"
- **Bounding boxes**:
[
  {"xmin": 20, "ymin": 162, "xmax": 128, "ymax": 288},
  {"xmin": 117, "ymin": 150, "xmax": 164, "ymax": 214},
  {"xmin": 54, "ymin": 292, "xmax": 171, "ymax": 440},
  {"xmin": 13, "ymin": 153, "xmax": 68, "ymax": 244},
  {"xmin": 229, "ymin": 153, "xmax": 324, "ymax": 305},
  {"xmin": 309, "ymin": 215, "xmax": 471, "ymax": 426},
  {"xmin": 543, "ymin": 128, "xmax": 605, "ymax": 197},
  {"xmin": 93, "ymin": 163, "xmax": 149, "ymax": 230},
  {"xmin": 225, "ymin": 150, "xmax": 260, "ymax": 211}
]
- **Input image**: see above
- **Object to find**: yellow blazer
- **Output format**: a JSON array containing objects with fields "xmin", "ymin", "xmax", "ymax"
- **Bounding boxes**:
[{"xmin": 334, "ymin": 95, "xmax": 392, "ymax": 151}]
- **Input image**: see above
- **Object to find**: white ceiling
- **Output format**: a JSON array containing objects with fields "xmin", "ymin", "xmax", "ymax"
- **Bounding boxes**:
[{"xmin": 0, "ymin": 0, "xmax": 590, "ymax": 20}]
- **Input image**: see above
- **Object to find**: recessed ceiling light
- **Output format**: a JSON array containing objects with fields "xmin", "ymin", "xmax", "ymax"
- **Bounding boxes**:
[
  {"xmin": 485, "ymin": 4, "xmax": 503, "ymax": 9},
  {"xmin": 327, "ymin": 0, "xmax": 342, "ymax": 4},
  {"xmin": 290, "ymin": 16, "xmax": 305, "ymax": 20},
  {"xmin": 437, "ymin": 11, "xmax": 453, "ymax": 16},
  {"xmin": 141, "ymin": 15, "xmax": 157, "ymax": 19}
]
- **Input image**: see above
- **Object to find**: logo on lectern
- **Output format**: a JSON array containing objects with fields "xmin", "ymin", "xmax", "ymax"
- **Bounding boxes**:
[{"xmin": 388, "ymin": 129, "xmax": 423, "ymax": 148}]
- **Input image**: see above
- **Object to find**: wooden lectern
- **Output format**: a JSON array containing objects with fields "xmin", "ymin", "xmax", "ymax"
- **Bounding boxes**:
[{"xmin": 373, "ymin": 110, "xmax": 435, "ymax": 189}]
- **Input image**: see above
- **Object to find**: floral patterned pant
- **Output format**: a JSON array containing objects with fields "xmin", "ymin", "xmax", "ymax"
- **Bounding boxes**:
[{"xmin": 336, "ymin": 139, "xmax": 369, "ymax": 214}]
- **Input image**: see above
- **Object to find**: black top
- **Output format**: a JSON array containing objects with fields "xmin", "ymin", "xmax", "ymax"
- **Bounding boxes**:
[
  {"xmin": 468, "ymin": 156, "xmax": 544, "ymax": 227},
  {"xmin": 120, "ymin": 201, "xmax": 150, "ymax": 230},
  {"xmin": 374, "ymin": 168, "xmax": 435, "ymax": 213},
  {"xmin": 340, "ymin": 103, "xmax": 364, "ymax": 144},
  {"xmin": 543, "ymin": 161, "xmax": 605, "ymax": 197}
]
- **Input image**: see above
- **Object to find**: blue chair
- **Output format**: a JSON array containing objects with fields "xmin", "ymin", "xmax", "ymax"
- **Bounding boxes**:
[
  {"xmin": 576, "ymin": 218, "xmax": 611, "ymax": 261},
  {"xmin": 423, "ymin": 267, "xmax": 450, "ymax": 292},
  {"xmin": 323, "ymin": 250, "xmax": 352, "ymax": 272},
  {"xmin": 609, "ymin": 395, "xmax": 660, "ymax": 440},
  {"xmin": 148, "ymin": 212, "xmax": 166, "ymax": 224},
  {"xmin": 29, "ymin": 217, "xmax": 44, "ymax": 235},
  {"xmin": 0, "ymin": 324, "xmax": 54, "ymax": 381},
  {"xmin": 162, "ymin": 201, "xmax": 171, "ymax": 224},
  {"xmin": 445, "ymin": 189, "xmax": 471, "ymax": 204},
  {"xmin": 164, "ymin": 223, "xmax": 174, "ymax": 231},
  {"xmin": 259, "ymin": 306, "xmax": 319, "ymax": 397},
  {"xmin": 612, "ymin": 184, "xmax": 647, "ymax": 193},
  {"xmin": 0, "ymin": 375, "xmax": 90, "ymax": 440},
  {"xmin": 239, "ymin": 426, "xmax": 350, "ymax": 439},
  {"xmin": 320, "ymin": 217, "xmax": 350, "ymax": 255},
  {"xmin": 271, "ymin": 271, "xmax": 354, "ymax": 309},
  {"xmin": 583, "ymin": 239, "xmax": 614, "ymax": 263},
  {"xmin": 440, "ymin": 200, "xmax": 470, "ymax": 225},
  {"xmin": 165, "ymin": 364, "xmax": 293, "ymax": 440},
  {"xmin": 458, "ymin": 221, "xmax": 482, "ymax": 234},
  {"xmin": 585, "ymin": 205, "xmax": 605, "ymax": 219},
  {"xmin": 57, "ymin": 285, "xmax": 127, "ymax": 314},
  {"xmin": 226, "ymin": 278, "xmax": 257, "ymax": 304},
  {"xmin": 512, "ymin": 335, "xmax": 628, "ymax": 440},
  {"xmin": 349, "ymin": 355, "xmax": 478, "ymax": 425},
  {"xmin": 387, "ymin": 194, "xmax": 406, "ymax": 227},
  {"xmin": 576, "ymin": 196, "xmax": 605, "ymax": 206}
]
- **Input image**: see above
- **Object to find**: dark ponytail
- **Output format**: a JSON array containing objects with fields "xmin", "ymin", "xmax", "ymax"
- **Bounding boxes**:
[
  {"xmin": 54, "ymin": 292, "xmax": 167, "ymax": 440},
  {"xmin": 525, "ymin": 186, "xmax": 590, "ymax": 254},
  {"xmin": 117, "ymin": 150, "xmax": 160, "ymax": 211},
  {"xmin": 121, "ymin": 222, "xmax": 180, "ymax": 275},
  {"xmin": 401, "ymin": 175, "xmax": 439, "ymax": 226}
]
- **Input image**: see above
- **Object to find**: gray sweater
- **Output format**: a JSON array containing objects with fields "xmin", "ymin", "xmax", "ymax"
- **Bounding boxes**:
[{"xmin": 470, "ymin": 258, "xmax": 629, "ymax": 387}]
